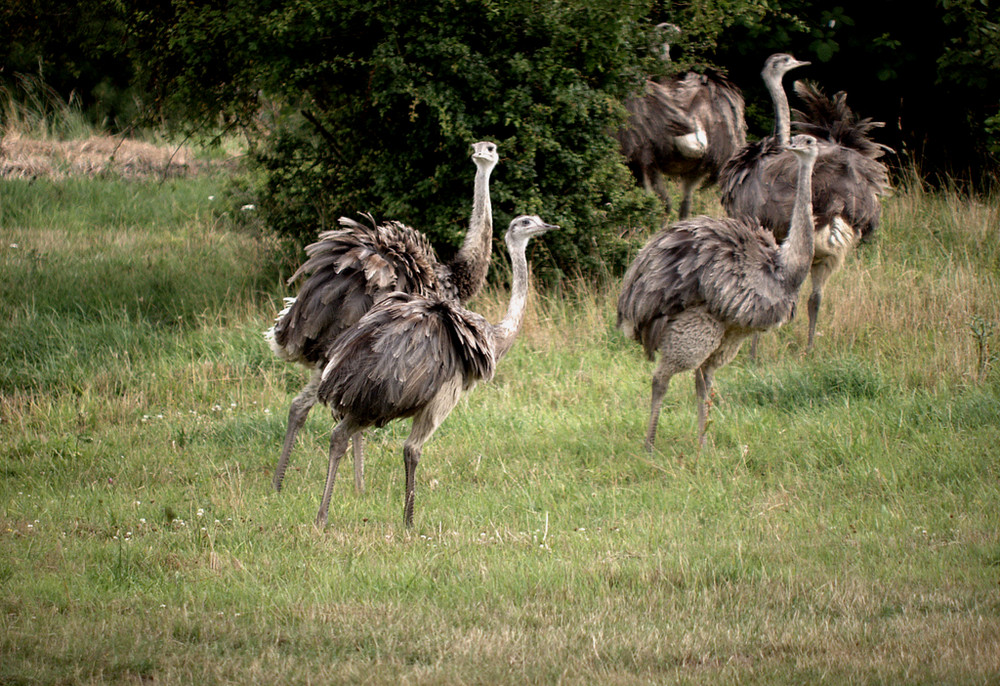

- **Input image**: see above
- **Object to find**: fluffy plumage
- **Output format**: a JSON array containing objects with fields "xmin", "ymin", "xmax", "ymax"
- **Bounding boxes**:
[
  {"xmin": 319, "ymin": 293, "xmax": 495, "ymax": 428},
  {"xmin": 267, "ymin": 215, "xmax": 446, "ymax": 365},
  {"xmin": 618, "ymin": 70, "xmax": 746, "ymax": 222},
  {"xmin": 618, "ymin": 216, "xmax": 798, "ymax": 360},
  {"xmin": 619, "ymin": 134, "xmax": 819, "ymax": 450},
  {"xmin": 267, "ymin": 141, "xmax": 499, "ymax": 496},
  {"xmin": 719, "ymin": 57, "xmax": 890, "ymax": 351},
  {"xmin": 310, "ymin": 215, "xmax": 556, "ymax": 528}
]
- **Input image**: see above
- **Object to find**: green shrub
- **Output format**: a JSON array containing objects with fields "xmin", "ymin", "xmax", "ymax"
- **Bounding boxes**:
[{"xmin": 125, "ymin": 0, "xmax": 664, "ymax": 280}]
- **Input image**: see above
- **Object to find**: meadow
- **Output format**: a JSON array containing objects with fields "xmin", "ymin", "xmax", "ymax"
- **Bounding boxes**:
[{"xmin": 1, "ymin": 160, "xmax": 999, "ymax": 683}]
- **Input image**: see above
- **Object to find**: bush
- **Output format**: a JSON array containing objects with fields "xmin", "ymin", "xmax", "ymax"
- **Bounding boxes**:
[{"xmin": 124, "ymin": 0, "xmax": 664, "ymax": 281}]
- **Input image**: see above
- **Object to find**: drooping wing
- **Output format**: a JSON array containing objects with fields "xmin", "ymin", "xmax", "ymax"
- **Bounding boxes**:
[
  {"xmin": 792, "ymin": 80, "xmax": 892, "ymax": 161},
  {"xmin": 726, "ymin": 140, "xmax": 888, "ymax": 244},
  {"xmin": 318, "ymin": 293, "xmax": 495, "ymax": 427},
  {"xmin": 718, "ymin": 135, "xmax": 786, "ymax": 221},
  {"xmin": 618, "ymin": 217, "xmax": 792, "ymax": 359},
  {"xmin": 617, "ymin": 79, "xmax": 701, "ymax": 170},
  {"xmin": 269, "ymin": 215, "xmax": 446, "ymax": 365},
  {"xmin": 674, "ymin": 71, "xmax": 748, "ymax": 181}
]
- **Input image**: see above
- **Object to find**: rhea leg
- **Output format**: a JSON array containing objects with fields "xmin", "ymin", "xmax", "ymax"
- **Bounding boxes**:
[
  {"xmin": 695, "ymin": 367, "xmax": 712, "ymax": 449},
  {"xmin": 696, "ymin": 331, "xmax": 749, "ymax": 447},
  {"xmin": 645, "ymin": 359, "xmax": 677, "ymax": 452},
  {"xmin": 641, "ymin": 167, "xmax": 673, "ymax": 223},
  {"xmin": 274, "ymin": 369, "xmax": 321, "ymax": 492},
  {"xmin": 401, "ymin": 377, "xmax": 463, "ymax": 527},
  {"xmin": 806, "ymin": 256, "xmax": 840, "ymax": 352},
  {"xmin": 352, "ymin": 433, "xmax": 365, "ymax": 493},
  {"xmin": 316, "ymin": 416, "xmax": 365, "ymax": 528},
  {"xmin": 677, "ymin": 173, "xmax": 707, "ymax": 221},
  {"xmin": 645, "ymin": 309, "xmax": 725, "ymax": 451}
]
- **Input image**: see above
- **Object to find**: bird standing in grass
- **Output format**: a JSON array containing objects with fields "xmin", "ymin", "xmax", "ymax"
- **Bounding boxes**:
[
  {"xmin": 267, "ymin": 141, "xmax": 499, "ymax": 495},
  {"xmin": 720, "ymin": 55, "xmax": 890, "ymax": 353},
  {"xmin": 314, "ymin": 214, "xmax": 557, "ymax": 527},
  {"xmin": 618, "ymin": 134, "xmax": 820, "ymax": 450}
]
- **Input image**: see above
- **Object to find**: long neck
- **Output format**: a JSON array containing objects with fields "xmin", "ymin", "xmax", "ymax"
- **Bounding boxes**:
[
  {"xmin": 449, "ymin": 162, "xmax": 494, "ymax": 303},
  {"xmin": 778, "ymin": 156, "xmax": 816, "ymax": 287},
  {"xmin": 492, "ymin": 237, "xmax": 530, "ymax": 361},
  {"xmin": 766, "ymin": 72, "xmax": 792, "ymax": 146}
]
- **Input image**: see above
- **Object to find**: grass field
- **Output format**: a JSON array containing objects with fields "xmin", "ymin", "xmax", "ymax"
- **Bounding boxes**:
[{"xmin": 1, "ymin": 168, "xmax": 999, "ymax": 684}]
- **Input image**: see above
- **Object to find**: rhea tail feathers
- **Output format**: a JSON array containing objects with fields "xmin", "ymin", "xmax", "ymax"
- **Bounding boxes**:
[{"xmin": 264, "ymin": 297, "xmax": 298, "ymax": 361}]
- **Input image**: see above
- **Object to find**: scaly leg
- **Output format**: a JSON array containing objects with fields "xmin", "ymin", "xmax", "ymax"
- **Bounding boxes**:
[
  {"xmin": 645, "ymin": 362, "xmax": 674, "ymax": 453},
  {"xmin": 806, "ymin": 250, "xmax": 845, "ymax": 352},
  {"xmin": 273, "ymin": 369, "xmax": 321, "ymax": 492},
  {"xmin": 316, "ymin": 416, "xmax": 364, "ymax": 528},
  {"xmin": 401, "ymin": 382, "xmax": 461, "ymax": 527},
  {"xmin": 677, "ymin": 173, "xmax": 707, "ymax": 221},
  {"xmin": 695, "ymin": 367, "xmax": 715, "ymax": 450},
  {"xmin": 352, "ymin": 432, "xmax": 365, "ymax": 493}
]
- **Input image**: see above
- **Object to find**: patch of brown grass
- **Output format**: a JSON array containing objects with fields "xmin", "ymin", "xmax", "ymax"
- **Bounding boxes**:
[{"xmin": 0, "ymin": 133, "xmax": 227, "ymax": 179}]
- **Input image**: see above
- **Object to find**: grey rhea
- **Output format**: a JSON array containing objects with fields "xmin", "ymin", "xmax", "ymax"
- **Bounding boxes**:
[
  {"xmin": 617, "ymin": 134, "xmax": 820, "ymax": 450},
  {"xmin": 266, "ymin": 141, "xmax": 499, "ymax": 496},
  {"xmin": 617, "ymin": 70, "xmax": 747, "ymax": 224},
  {"xmin": 313, "ymin": 215, "xmax": 557, "ymax": 527},
  {"xmin": 719, "ymin": 55, "xmax": 891, "ymax": 352}
]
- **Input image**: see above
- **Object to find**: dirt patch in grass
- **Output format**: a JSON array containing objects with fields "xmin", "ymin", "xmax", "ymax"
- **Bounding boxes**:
[{"xmin": 0, "ymin": 134, "xmax": 235, "ymax": 179}]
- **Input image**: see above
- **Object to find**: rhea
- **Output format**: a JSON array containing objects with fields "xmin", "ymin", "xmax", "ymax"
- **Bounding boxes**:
[
  {"xmin": 267, "ymin": 141, "xmax": 499, "ymax": 495},
  {"xmin": 313, "ymin": 214, "xmax": 557, "ymax": 527},
  {"xmin": 617, "ymin": 28, "xmax": 746, "ymax": 223},
  {"xmin": 720, "ymin": 55, "xmax": 890, "ymax": 352},
  {"xmin": 618, "ymin": 134, "xmax": 820, "ymax": 450}
]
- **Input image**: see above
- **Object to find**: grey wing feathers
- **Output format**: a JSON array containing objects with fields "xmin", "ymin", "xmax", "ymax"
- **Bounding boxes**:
[
  {"xmin": 618, "ymin": 80, "xmax": 700, "ymax": 167},
  {"xmin": 718, "ymin": 136, "xmax": 785, "ymax": 221},
  {"xmin": 675, "ymin": 71, "xmax": 747, "ymax": 180},
  {"xmin": 618, "ymin": 217, "xmax": 792, "ymax": 359},
  {"xmin": 792, "ymin": 80, "xmax": 892, "ymax": 161},
  {"xmin": 270, "ymin": 214, "xmax": 446, "ymax": 365},
  {"xmin": 318, "ymin": 293, "xmax": 495, "ymax": 427},
  {"xmin": 721, "ymin": 139, "xmax": 888, "ymax": 244}
]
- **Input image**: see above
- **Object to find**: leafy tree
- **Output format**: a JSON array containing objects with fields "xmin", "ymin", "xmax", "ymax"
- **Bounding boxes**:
[
  {"xmin": 121, "ymin": 0, "xmax": 663, "ymax": 280},
  {"xmin": 0, "ymin": 0, "xmax": 135, "ymax": 128},
  {"xmin": 710, "ymin": 0, "xmax": 1000, "ymax": 187}
]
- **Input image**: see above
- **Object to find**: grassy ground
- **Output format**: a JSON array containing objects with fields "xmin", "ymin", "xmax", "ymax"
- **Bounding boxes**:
[{"xmin": 1, "ymin": 171, "xmax": 998, "ymax": 684}]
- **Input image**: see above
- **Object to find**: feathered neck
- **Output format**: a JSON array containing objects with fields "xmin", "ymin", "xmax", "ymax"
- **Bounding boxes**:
[
  {"xmin": 777, "ymin": 152, "xmax": 817, "ymax": 287},
  {"xmin": 449, "ymin": 160, "xmax": 494, "ymax": 303},
  {"xmin": 492, "ymin": 235, "xmax": 531, "ymax": 361},
  {"xmin": 766, "ymin": 71, "xmax": 793, "ymax": 147}
]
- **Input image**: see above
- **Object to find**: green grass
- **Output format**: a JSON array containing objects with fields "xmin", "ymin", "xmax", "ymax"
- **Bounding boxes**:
[{"xmin": 1, "ymin": 175, "xmax": 999, "ymax": 684}]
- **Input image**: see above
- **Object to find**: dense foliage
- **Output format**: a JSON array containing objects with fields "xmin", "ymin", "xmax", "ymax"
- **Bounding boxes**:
[
  {"xmin": 3, "ymin": 0, "xmax": 999, "ymax": 275},
  {"xmin": 112, "ymin": 0, "xmax": 665, "ymax": 279}
]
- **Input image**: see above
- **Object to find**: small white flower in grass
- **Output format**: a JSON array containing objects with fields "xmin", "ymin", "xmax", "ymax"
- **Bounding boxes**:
[
  {"xmin": 241, "ymin": 204, "xmax": 256, "ymax": 211},
  {"xmin": 139, "ymin": 518, "xmax": 146, "ymax": 524},
  {"xmin": 10, "ymin": 244, "xmax": 19, "ymax": 249},
  {"xmin": 197, "ymin": 508, "xmax": 204, "ymax": 517},
  {"xmin": 208, "ymin": 195, "xmax": 215, "ymax": 201}
]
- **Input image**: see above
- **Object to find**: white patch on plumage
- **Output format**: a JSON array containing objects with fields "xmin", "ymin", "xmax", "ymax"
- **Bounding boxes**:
[
  {"xmin": 676, "ymin": 127, "xmax": 709, "ymax": 158},
  {"xmin": 264, "ymin": 297, "xmax": 298, "ymax": 359},
  {"xmin": 814, "ymin": 216, "xmax": 856, "ymax": 258}
]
